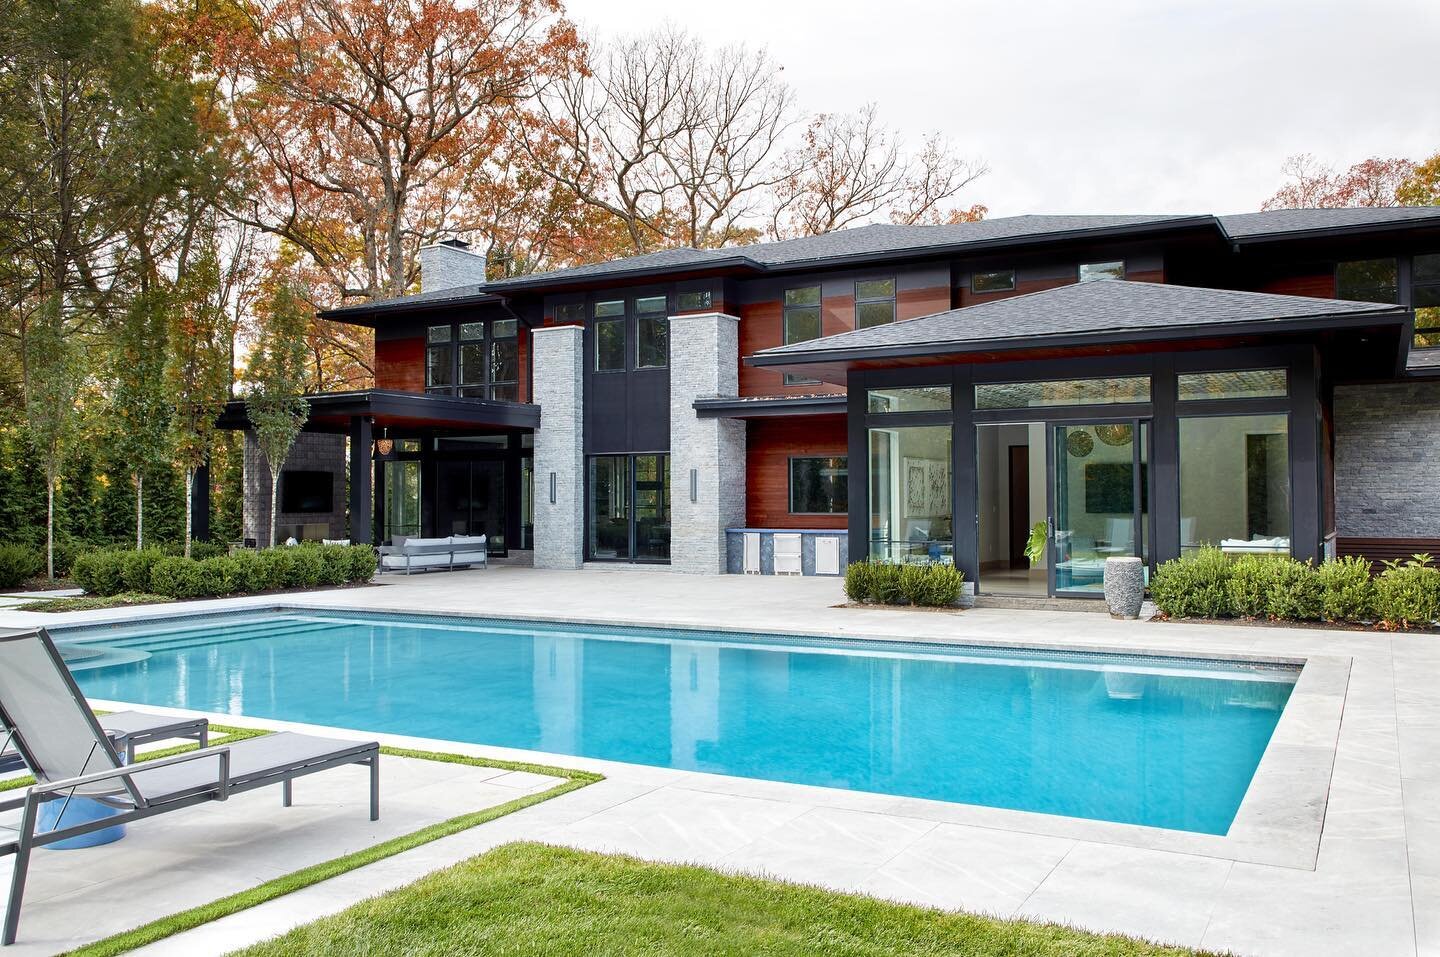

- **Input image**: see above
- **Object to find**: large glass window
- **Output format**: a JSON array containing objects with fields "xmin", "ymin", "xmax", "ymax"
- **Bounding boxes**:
[
  {"xmin": 382, "ymin": 460, "xmax": 421, "ymax": 543},
  {"xmin": 868, "ymin": 425, "xmax": 952, "ymax": 564},
  {"xmin": 1414, "ymin": 253, "xmax": 1440, "ymax": 348},
  {"xmin": 588, "ymin": 455, "xmax": 630, "ymax": 559},
  {"xmin": 1337, "ymin": 258, "xmax": 1398, "ymax": 303},
  {"xmin": 594, "ymin": 300, "xmax": 625, "ymax": 372},
  {"xmin": 425, "ymin": 325, "xmax": 453, "ymax": 394},
  {"xmin": 677, "ymin": 289, "xmax": 711, "ymax": 311},
  {"xmin": 588, "ymin": 453, "xmax": 671, "ymax": 562},
  {"xmin": 633, "ymin": 454, "xmax": 670, "ymax": 561},
  {"xmin": 1177, "ymin": 369, "xmax": 1287, "ymax": 401},
  {"xmin": 867, "ymin": 385, "xmax": 952, "ymax": 413},
  {"xmin": 636, "ymin": 295, "xmax": 669, "ymax": 369},
  {"xmin": 555, "ymin": 302, "xmax": 586, "ymax": 324},
  {"xmin": 490, "ymin": 318, "xmax": 519, "ymax": 400},
  {"xmin": 971, "ymin": 269, "xmax": 1015, "ymax": 292},
  {"xmin": 789, "ymin": 456, "xmax": 847, "ymax": 513},
  {"xmin": 1179, "ymin": 413, "xmax": 1290, "ymax": 555},
  {"xmin": 976, "ymin": 376, "xmax": 1150, "ymax": 409},
  {"xmin": 783, "ymin": 285, "xmax": 822, "ymax": 385},
  {"xmin": 1052, "ymin": 422, "xmax": 1148, "ymax": 594},
  {"xmin": 855, "ymin": 278, "xmax": 896, "ymax": 329},
  {"xmin": 457, "ymin": 322, "xmax": 485, "ymax": 397},
  {"xmin": 1079, "ymin": 260, "xmax": 1125, "ymax": 282}
]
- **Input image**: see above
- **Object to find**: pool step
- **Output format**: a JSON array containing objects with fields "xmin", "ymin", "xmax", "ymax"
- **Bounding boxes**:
[{"xmin": 88, "ymin": 619, "xmax": 349, "ymax": 653}]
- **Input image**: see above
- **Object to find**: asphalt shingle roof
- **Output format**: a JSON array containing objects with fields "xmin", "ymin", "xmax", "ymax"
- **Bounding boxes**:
[
  {"xmin": 751, "ymin": 280, "xmax": 1408, "ymax": 360},
  {"xmin": 1219, "ymin": 207, "xmax": 1440, "ymax": 239}
]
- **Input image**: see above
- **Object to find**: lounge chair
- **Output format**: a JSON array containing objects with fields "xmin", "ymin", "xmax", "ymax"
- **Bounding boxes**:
[
  {"xmin": 0, "ymin": 711, "xmax": 209, "ymax": 774},
  {"xmin": 0, "ymin": 629, "xmax": 380, "ymax": 946}
]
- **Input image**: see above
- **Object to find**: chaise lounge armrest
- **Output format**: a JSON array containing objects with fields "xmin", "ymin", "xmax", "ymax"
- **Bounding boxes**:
[{"xmin": 0, "ymin": 747, "xmax": 232, "ymax": 815}]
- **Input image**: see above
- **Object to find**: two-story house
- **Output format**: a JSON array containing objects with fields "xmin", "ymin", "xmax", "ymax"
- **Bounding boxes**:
[{"xmin": 216, "ymin": 205, "xmax": 1440, "ymax": 601}]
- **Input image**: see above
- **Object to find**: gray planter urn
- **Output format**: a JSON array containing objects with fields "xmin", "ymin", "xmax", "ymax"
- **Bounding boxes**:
[{"xmin": 1103, "ymin": 557, "xmax": 1145, "ymax": 619}]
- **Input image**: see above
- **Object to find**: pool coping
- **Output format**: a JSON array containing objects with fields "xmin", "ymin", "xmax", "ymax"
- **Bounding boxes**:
[{"xmin": 54, "ymin": 601, "xmax": 1343, "ymax": 871}]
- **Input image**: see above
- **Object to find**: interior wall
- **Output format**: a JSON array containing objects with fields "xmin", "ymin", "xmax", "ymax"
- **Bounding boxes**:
[{"xmin": 976, "ymin": 423, "xmax": 1047, "ymax": 570}]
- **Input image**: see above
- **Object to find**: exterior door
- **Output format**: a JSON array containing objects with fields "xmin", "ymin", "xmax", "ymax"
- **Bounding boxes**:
[{"xmin": 1048, "ymin": 420, "xmax": 1149, "ymax": 597}]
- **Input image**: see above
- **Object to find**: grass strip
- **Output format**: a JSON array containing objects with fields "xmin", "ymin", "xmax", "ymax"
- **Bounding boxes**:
[
  {"xmin": 16, "ymin": 593, "xmax": 173, "ymax": 612},
  {"xmin": 0, "ymin": 724, "xmax": 269, "ymax": 794},
  {"xmin": 60, "ymin": 749, "xmax": 600, "ymax": 957},
  {"xmin": 228, "ymin": 842, "xmax": 1215, "ymax": 957}
]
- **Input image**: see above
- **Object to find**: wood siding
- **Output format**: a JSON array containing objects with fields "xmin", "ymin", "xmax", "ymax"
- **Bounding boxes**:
[
  {"xmin": 1258, "ymin": 273, "xmax": 1336, "ymax": 299},
  {"xmin": 1336, "ymin": 537, "xmax": 1440, "ymax": 573},
  {"xmin": 375, "ymin": 336, "xmax": 425, "ymax": 393},
  {"xmin": 957, "ymin": 268, "xmax": 1164, "ymax": 308},
  {"xmin": 738, "ymin": 284, "xmax": 950, "ymax": 397},
  {"xmin": 746, "ymin": 415, "xmax": 849, "ymax": 529}
]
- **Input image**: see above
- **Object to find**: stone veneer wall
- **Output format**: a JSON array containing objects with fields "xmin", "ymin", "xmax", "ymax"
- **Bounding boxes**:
[
  {"xmin": 416, "ymin": 243, "xmax": 488, "ymax": 291},
  {"xmin": 243, "ymin": 431, "xmax": 347, "ymax": 545},
  {"xmin": 1333, "ymin": 380, "xmax": 1440, "ymax": 537},
  {"xmin": 669, "ymin": 312, "xmax": 746, "ymax": 574},
  {"xmin": 531, "ymin": 325, "xmax": 585, "ymax": 568}
]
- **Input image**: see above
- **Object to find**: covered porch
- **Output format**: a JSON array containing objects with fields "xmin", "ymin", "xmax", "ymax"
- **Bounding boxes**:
[{"xmin": 215, "ymin": 389, "xmax": 540, "ymax": 550}]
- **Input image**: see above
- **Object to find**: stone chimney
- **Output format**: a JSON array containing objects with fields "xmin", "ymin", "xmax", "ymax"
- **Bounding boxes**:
[{"xmin": 417, "ymin": 238, "xmax": 488, "ymax": 292}]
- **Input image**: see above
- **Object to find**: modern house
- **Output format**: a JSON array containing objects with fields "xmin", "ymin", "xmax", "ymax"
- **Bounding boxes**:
[{"xmin": 219, "ymin": 206, "xmax": 1440, "ymax": 599}]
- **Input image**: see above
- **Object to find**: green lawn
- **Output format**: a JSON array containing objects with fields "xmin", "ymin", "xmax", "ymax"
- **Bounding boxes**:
[{"xmin": 229, "ymin": 842, "xmax": 1214, "ymax": 957}]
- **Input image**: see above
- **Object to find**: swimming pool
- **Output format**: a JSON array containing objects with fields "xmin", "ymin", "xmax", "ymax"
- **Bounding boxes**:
[{"xmin": 54, "ymin": 610, "xmax": 1297, "ymax": 834}]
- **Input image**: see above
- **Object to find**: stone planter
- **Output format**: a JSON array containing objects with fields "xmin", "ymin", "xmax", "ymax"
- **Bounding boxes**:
[{"xmin": 1103, "ymin": 557, "xmax": 1144, "ymax": 619}]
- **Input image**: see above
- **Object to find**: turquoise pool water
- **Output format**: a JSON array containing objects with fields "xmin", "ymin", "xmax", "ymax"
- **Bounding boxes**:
[{"xmin": 56, "ymin": 610, "xmax": 1297, "ymax": 834}]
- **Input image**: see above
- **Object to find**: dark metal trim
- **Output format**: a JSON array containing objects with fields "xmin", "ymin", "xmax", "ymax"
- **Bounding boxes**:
[
  {"xmin": 692, "ymin": 395, "xmax": 848, "ymax": 419},
  {"xmin": 217, "ymin": 389, "xmax": 540, "ymax": 431}
]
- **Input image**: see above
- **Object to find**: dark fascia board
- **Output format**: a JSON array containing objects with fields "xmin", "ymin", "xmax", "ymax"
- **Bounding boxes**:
[
  {"xmin": 317, "ymin": 291, "xmax": 505, "ymax": 325},
  {"xmin": 692, "ymin": 394, "xmax": 849, "ymax": 419},
  {"xmin": 1223, "ymin": 218, "xmax": 1440, "ymax": 246},
  {"xmin": 746, "ymin": 307, "xmax": 1413, "ymax": 368},
  {"xmin": 477, "ymin": 218, "xmax": 1223, "ymax": 295},
  {"xmin": 218, "ymin": 389, "xmax": 541, "ymax": 430}
]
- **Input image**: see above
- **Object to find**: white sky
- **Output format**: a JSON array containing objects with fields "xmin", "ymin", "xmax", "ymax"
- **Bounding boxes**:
[{"xmin": 567, "ymin": 0, "xmax": 1440, "ymax": 217}]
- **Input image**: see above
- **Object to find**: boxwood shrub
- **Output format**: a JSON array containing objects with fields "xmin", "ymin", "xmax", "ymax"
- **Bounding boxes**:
[
  {"xmin": 1152, "ymin": 548, "xmax": 1439, "ymax": 629},
  {"xmin": 0, "ymin": 544, "xmax": 43, "ymax": 589},
  {"xmin": 845, "ymin": 560, "xmax": 965, "ymax": 608},
  {"xmin": 76, "ymin": 544, "xmax": 378, "ymax": 600}
]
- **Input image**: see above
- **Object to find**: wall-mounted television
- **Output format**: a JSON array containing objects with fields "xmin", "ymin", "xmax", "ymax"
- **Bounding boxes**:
[{"xmin": 280, "ymin": 470, "xmax": 334, "ymax": 514}]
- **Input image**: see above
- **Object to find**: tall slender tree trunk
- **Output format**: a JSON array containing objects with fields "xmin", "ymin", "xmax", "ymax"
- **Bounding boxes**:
[
  {"xmin": 135, "ymin": 471, "xmax": 143, "ymax": 549},
  {"xmin": 183, "ymin": 468, "xmax": 193, "ymax": 558},
  {"xmin": 269, "ymin": 469, "xmax": 280, "ymax": 548},
  {"xmin": 46, "ymin": 479, "xmax": 55, "ymax": 580}
]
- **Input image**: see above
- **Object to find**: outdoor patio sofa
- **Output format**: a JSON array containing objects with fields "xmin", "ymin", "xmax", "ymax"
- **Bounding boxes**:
[
  {"xmin": 0, "ymin": 628, "xmax": 381, "ymax": 946},
  {"xmin": 377, "ymin": 534, "xmax": 488, "ymax": 574}
]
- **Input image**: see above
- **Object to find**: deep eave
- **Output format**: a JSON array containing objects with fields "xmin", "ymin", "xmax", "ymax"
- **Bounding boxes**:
[
  {"xmin": 218, "ymin": 389, "xmax": 540, "ymax": 433},
  {"xmin": 692, "ymin": 394, "xmax": 848, "ymax": 419}
]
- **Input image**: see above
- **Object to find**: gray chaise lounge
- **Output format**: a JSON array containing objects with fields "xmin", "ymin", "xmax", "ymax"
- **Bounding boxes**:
[
  {"xmin": 1, "ymin": 711, "xmax": 209, "ymax": 774},
  {"xmin": 0, "ymin": 629, "xmax": 380, "ymax": 946}
]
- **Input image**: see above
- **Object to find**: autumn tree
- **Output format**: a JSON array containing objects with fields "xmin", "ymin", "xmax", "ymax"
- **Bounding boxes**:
[
  {"xmin": 110, "ymin": 289, "xmax": 171, "ymax": 549},
  {"xmin": 245, "ymin": 281, "xmax": 311, "ymax": 548},
  {"xmin": 768, "ymin": 105, "xmax": 987, "ymax": 239},
  {"xmin": 1398, "ymin": 153, "xmax": 1440, "ymax": 207},
  {"xmin": 221, "ymin": 0, "xmax": 581, "ymax": 303},
  {"xmin": 1261, "ymin": 153, "xmax": 1418, "ymax": 210},
  {"xmin": 164, "ymin": 249, "xmax": 231, "ymax": 558},
  {"xmin": 525, "ymin": 26, "xmax": 794, "ymax": 253}
]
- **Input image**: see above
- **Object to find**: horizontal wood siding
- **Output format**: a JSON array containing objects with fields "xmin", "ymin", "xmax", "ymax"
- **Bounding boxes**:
[
  {"xmin": 1258, "ymin": 273, "xmax": 1336, "ymax": 298},
  {"xmin": 957, "ymin": 268, "xmax": 1164, "ymax": 308},
  {"xmin": 375, "ymin": 336, "xmax": 425, "ymax": 393},
  {"xmin": 746, "ymin": 415, "xmax": 849, "ymax": 529},
  {"xmin": 738, "ymin": 284, "xmax": 950, "ymax": 397},
  {"xmin": 1336, "ymin": 538, "xmax": 1440, "ymax": 573}
]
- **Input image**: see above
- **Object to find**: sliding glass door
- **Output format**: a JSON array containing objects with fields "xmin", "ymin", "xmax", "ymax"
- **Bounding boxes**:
[
  {"xmin": 588, "ymin": 453, "xmax": 670, "ymax": 563},
  {"xmin": 1051, "ymin": 421, "xmax": 1148, "ymax": 595}
]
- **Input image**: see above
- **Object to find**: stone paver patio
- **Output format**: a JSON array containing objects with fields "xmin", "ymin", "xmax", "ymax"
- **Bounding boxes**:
[{"xmin": 1, "ymin": 566, "xmax": 1436, "ymax": 956}]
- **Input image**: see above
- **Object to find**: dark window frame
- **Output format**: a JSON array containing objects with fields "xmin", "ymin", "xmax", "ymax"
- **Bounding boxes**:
[
  {"xmin": 1078, "ymin": 260, "xmax": 1126, "ymax": 283},
  {"xmin": 788, "ymin": 455, "xmax": 849, "ymax": 515},
  {"xmin": 971, "ymin": 269, "xmax": 1016, "ymax": 293},
  {"xmin": 783, "ymin": 284, "xmax": 823, "ymax": 386},
  {"xmin": 634, "ymin": 294, "xmax": 670, "ymax": 370},
  {"xmin": 424, "ymin": 319, "xmax": 520, "ymax": 400},
  {"xmin": 1412, "ymin": 251, "xmax": 1440, "ymax": 349},
  {"xmin": 593, "ymin": 299, "xmax": 627, "ymax": 373},
  {"xmin": 854, "ymin": 277, "xmax": 897, "ymax": 329},
  {"xmin": 1336, "ymin": 257, "xmax": 1399, "ymax": 304}
]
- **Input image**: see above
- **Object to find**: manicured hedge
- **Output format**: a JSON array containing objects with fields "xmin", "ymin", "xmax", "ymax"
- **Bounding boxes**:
[
  {"xmin": 1151, "ymin": 547, "xmax": 1438, "ymax": 629},
  {"xmin": 0, "ymin": 544, "xmax": 43, "ymax": 590},
  {"xmin": 844, "ymin": 560, "xmax": 965, "ymax": 608},
  {"xmin": 74, "ymin": 543, "xmax": 377, "ymax": 600}
]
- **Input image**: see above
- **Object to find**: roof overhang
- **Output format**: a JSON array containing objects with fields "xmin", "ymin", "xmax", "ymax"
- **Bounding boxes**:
[
  {"xmin": 692, "ymin": 394, "xmax": 848, "ymax": 419},
  {"xmin": 218, "ymin": 389, "xmax": 540, "ymax": 433},
  {"xmin": 318, "ymin": 290, "xmax": 510, "ymax": 327},
  {"xmin": 747, "ymin": 309, "xmax": 1415, "ymax": 385}
]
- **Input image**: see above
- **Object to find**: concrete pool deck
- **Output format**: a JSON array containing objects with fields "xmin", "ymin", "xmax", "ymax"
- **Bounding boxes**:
[{"xmin": 1, "ymin": 567, "xmax": 1437, "ymax": 956}]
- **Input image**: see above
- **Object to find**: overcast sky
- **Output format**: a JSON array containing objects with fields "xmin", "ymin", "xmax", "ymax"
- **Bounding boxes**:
[{"xmin": 567, "ymin": 0, "xmax": 1439, "ymax": 218}]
